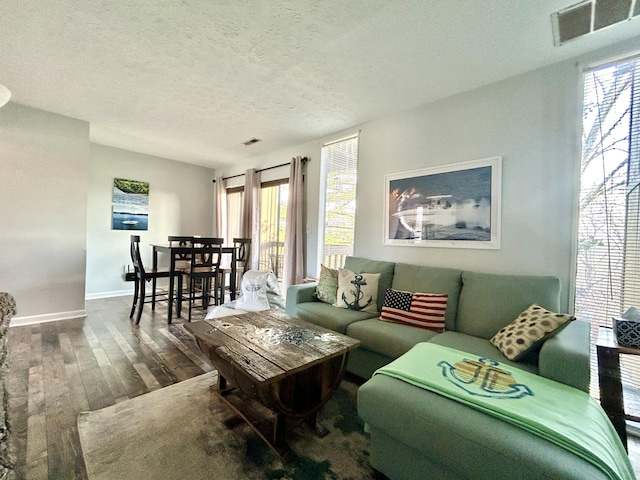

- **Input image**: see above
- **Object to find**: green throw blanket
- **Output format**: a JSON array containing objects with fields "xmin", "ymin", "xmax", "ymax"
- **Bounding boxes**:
[{"xmin": 374, "ymin": 343, "xmax": 635, "ymax": 480}]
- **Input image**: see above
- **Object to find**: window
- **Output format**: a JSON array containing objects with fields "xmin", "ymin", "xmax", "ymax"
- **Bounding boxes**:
[
  {"xmin": 225, "ymin": 187, "xmax": 243, "ymax": 243},
  {"xmin": 574, "ymin": 54, "xmax": 640, "ymax": 403},
  {"xmin": 319, "ymin": 135, "xmax": 359, "ymax": 269},
  {"xmin": 259, "ymin": 180, "xmax": 288, "ymax": 279},
  {"xmin": 225, "ymin": 179, "xmax": 289, "ymax": 281}
]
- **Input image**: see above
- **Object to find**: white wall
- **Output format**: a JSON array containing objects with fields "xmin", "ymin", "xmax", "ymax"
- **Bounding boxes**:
[
  {"xmin": 356, "ymin": 60, "xmax": 579, "ymax": 277},
  {"xmin": 86, "ymin": 144, "xmax": 216, "ymax": 297},
  {"xmin": 214, "ymin": 38, "xmax": 640, "ymax": 312},
  {"xmin": 0, "ymin": 103, "xmax": 90, "ymax": 322}
]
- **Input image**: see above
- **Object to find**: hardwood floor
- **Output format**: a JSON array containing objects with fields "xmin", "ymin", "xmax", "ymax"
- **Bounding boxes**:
[
  {"xmin": 7, "ymin": 296, "xmax": 640, "ymax": 479},
  {"xmin": 7, "ymin": 295, "xmax": 213, "ymax": 480}
]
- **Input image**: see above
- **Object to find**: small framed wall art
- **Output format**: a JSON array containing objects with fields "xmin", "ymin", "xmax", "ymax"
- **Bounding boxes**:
[
  {"xmin": 384, "ymin": 156, "xmax": 502, "ymax": 249},
  {"xmin": 112, "ymin": 178, "xmax": 149, "ymax": 230}
]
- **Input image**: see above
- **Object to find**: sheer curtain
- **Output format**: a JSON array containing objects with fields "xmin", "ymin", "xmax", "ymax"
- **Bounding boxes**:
[
  {"xmin": 214, "ymin": 176, "xmax": 227, "ymax": 239},
  {"xmin": 242, "ymin": 168, "xmax": 261, "ymax": 270},
  {"xmin": 283, "ymin": 156, "xmax": 304, "ymax": 290}
]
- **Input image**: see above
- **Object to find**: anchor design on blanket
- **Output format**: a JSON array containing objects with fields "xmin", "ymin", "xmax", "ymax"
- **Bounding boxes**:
[{"xmin": 438, "ymin": 357, "xmax": 533, "ymax": 399}]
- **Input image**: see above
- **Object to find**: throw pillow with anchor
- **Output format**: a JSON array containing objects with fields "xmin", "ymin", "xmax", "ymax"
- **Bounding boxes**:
[{"xmin": 335, "ymin": 269, "xmax": 380, "ymax": 313}]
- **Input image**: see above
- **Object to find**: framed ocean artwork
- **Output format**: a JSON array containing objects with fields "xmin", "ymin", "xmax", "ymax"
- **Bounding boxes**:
[
  {"xmin": 384, "ymin": 157, "xmax": 502, "ymax": 249},
  {"xmin": 112, "ymin": 178, "xmax": 149, "ymax": 231}
]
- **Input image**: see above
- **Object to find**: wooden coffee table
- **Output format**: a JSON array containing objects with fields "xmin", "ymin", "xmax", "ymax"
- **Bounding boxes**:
[{"xmin": 184, "ymin": 309, "xmax": 360, "ymax": 461}]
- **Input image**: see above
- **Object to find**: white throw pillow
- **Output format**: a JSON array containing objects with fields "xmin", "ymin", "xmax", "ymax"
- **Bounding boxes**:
[
  {"xmin": 334, "ymin": 269, "xmax": 380, "ymax": 313},
  {"xmin": 234, "ymin": 270, "xmax": 271, "ymax": 312}
]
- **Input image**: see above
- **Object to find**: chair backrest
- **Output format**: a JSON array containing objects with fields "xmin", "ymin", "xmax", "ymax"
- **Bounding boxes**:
[
  {"xmin": 266, "ymin": 241, "xmax": 284, "ymax": 278},
  {"xmin": 168, "ymin": 236, "xmax": 194, "ymax": 261},
  {"xmin": 190, "ymin": 237, "xmax": 224, "ymax": 270},
  {"xmin": 129, "ymin": 235, "xmax": 146, "ymax": 276},
  {"xmin": 233, "ymin": 238, "xmax": 252, "ymax": 274},
  {"xmin": 168, "ymin": 236, "xmax": 193, "ymax": 246}
]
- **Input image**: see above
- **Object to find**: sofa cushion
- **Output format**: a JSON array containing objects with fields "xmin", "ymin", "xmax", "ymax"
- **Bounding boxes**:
[
  {"xmin": 315, "ymin": 264, "xmax": 339, "ymax": 304},
  {"xmin": 379, "ymin": 288, "xmax": 447, "ymax": 332},
  {"xmin": 296, "ymin": 301, "xmax": 378, "ymax": 334},
  {"xmin": 391, "ymin": 263, "xmax": 462, "ymax": 331},
  {"xmin": 346, "ymin": 318, "xmax": 440, "ymax": 360},
  {"xmin": 490, "ymin": 304, "xmax": 575, "ymax": 361},
  {"xmin": 343, "ymin": 257, "xmax": 395, "ymax": 312},
  {"xmin": 456, "ymin": 271, "xmax": 561, "ymax": 340},
  {"xmin": 335, "ymin": 269, "xmax": 380, "ymax": 313},
  {"xmin": 427, "ymin": 331, "xmax": 539, "ymax": 374}
]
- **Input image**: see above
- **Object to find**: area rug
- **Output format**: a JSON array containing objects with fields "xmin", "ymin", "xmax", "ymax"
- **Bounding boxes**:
[{"xmin": 77, "ymin": 372, "xmax": 374, "ymax": 480}]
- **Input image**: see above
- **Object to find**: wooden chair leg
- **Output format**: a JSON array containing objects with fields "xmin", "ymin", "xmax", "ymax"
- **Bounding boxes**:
[
  {"xmin": 135, "ymin": 280, "xmax": 146, "ymax": 325},
  {"xmin": 130, "ymin": 278, "xmax": 139, "ymax": 318},
  {"xmin": 175, "ymin": 276, "xmax": 183, "ymax": 320},
  {"xmin": 188, "ymin": 277, "xmax": 193, "ymax": 322},
  {"xmin": 219, "ymin": 272, "xmax": 226, "ymax": 305},
  {"xmin": 214, "ymin": 275, "xmax": 221, "ymax": 306},
  {"xmin": 202, "ymin": 278, "xmax": 209, "ymax": 310},
  {"xmin": 151, "ymin": 277, "xmax": 157, "ymax": 310}
]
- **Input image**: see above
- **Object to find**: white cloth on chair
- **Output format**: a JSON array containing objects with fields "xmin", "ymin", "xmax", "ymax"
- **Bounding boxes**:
[
  {"xmin": 234, "ymin": 270, "xmax": 272, "ymax": 311},
  {"xmin": 205, "ymin": 270, "xmax": 285, "ymax": 317}
]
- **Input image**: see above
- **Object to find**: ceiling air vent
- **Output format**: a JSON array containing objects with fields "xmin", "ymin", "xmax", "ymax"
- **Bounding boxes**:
[
  {"xmin": 552, "ymin": 0, "xmax": 639, "ymax": 46},
  {"xmin": 242, "ymin": 138, "xmax": 261, "ymax": 147}
]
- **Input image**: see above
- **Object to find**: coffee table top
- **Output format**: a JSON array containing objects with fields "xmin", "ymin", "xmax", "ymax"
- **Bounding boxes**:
[{"xmin": 184, "ymin": 309, "xmax": 360, "ymax": 384}]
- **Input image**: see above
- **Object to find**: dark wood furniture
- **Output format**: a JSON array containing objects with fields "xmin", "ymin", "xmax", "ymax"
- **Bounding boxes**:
[
  {"xmin": 184, "ymin": 309, "xmax": 360, "ymax": 461},
  {"xmin": 167, "ymin": 235, "xmax": 194, "ymax": 271},
  {"xmin": 151, "ymin": 242, "xmax": 238, "ymax": 323},
  {"xmin": 129, "ymin": 235, "xmax": 183, "ymax": 325},
  {"xmin": 219, "ymin": 237, "xmax": 251, "ymax": 303},
  {"xmin": 596, "ymin": 326, "xmax": 640, "ymax": 451},
  {"xmin": 182, "ymin": 237, "xmax": 223, "ymax": 321}
]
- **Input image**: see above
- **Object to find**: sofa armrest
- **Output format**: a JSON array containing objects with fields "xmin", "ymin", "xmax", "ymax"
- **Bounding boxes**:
[
  {"xmin": 285, "ymin": 282, "xmax": 318, "ymax": 317},
  {"xmin": 538, "ymin": 320, "xmax": 591, "ymax": 392}
]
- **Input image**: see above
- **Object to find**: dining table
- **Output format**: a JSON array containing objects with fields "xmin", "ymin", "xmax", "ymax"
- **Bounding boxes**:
[{"xmin": 150, "ymin": 242, "xmax": 238, "ymax": 323}]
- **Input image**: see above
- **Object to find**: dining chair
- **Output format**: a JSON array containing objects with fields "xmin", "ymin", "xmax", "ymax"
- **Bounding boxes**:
[
  {"xmin": 129, "ymin": 235, "xmax": 183, "ymax": 325},
  {"xmin": 218, "ymin": 238, "xmax": 252, "ymax": 304},
  {"xmin": 182, "ymin": 237, "xmax": 224, "ymax": 321},
  {"xmin": 167, "ymin": 235, "xmax": 194, "ymax": 272},
  {"xmin": 167, "ymin": 235, "xmax": 196, "ymax": 312},
  {"xmin": 264, "ymin": 241, "xmax": 284, "ymax": 279}
]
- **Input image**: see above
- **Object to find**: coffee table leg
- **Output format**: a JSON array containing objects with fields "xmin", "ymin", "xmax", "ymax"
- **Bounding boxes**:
[
  {"xmin": 216, "ymin": 386, "xmax": 297, "ymax": 463},
  {"xmin": 305, "ymin": 412, "xmax": 329, "ymax": 437},
  {"xmin": 274, "ymin": 414, "xmax": 287, "ymax": 446},
  {"xmin": 270, "ymin": 414, "xmax": 295, "ymax": 462}
]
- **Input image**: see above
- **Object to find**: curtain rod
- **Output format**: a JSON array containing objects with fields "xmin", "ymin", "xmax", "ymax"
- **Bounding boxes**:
[{"xmin": 212, "ymin": 157, "xmax": 309, "ymax": 183}]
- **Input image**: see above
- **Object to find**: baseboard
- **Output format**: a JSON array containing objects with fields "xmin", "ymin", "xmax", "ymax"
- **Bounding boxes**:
[
  {"xmin": 85, "ymin": 289, "xmax": 133, "ymax": 300},
  {"xmin": 11, "ymin": 309, "xmax": 88, "ymax": 327}
]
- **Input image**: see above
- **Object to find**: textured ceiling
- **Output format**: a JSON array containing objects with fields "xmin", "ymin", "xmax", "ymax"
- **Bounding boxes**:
[{"xmin": 1, "ymin": 1, "xmax": 639, "ymax": 169}]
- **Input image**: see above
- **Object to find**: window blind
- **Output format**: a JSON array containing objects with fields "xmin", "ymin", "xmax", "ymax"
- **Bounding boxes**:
[
  {"xmin": 319, "ymin": 135, "xmax": 359, "ymax": 268},
  {"xmin": 575, "ymin": 54, "xmax": 640, "ymax": 414}
]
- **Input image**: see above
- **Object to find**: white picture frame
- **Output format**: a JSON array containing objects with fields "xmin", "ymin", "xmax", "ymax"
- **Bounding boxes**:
[{"xmin": 384, "ymin": 156, "xmax": 502, "ymax": 249}]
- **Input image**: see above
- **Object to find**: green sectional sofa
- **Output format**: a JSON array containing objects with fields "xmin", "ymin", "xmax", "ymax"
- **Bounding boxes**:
[
  {"xmin": 285, "ymin": 257, "xmax": 607, "ymax": 480},
  {"xmin": 285, "ymin": 256, "xmax": 590, "ymax": 390}
]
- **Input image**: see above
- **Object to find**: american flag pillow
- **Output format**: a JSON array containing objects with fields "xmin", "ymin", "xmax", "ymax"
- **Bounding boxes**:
[{"xmin": 379, "ymin": 288, "xmax": 448, "ymax": 332}]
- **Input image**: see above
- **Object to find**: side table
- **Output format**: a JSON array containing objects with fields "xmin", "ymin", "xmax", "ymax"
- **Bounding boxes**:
[{"xmin": 596, "ymin": 326, "xmax": 640, "ymax": 451}]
